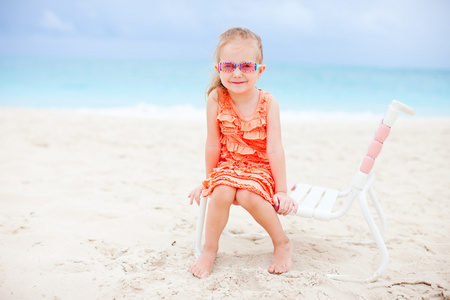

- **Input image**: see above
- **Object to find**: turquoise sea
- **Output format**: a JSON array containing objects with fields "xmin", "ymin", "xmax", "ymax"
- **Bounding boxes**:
[{"xmin": 1, "ymin": 56, "xmax": 449, "ymax": 120}]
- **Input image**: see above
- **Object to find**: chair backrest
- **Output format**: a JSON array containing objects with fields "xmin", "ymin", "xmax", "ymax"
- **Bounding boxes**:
[{"xmin": 352, "ymin": 100, "xmax": 415, "ymax": 190}]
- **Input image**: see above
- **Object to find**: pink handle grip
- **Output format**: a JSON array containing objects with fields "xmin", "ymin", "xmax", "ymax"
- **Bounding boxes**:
[
  {"xmin": 375, "ymin": 124, "xmax": 391, "ymax": 143},
  {"xmin": 367, "ymin": 140, "xmax": 383, "ymax": 158},
  {"xmin": 360, "ymin": 122, "xmax": 391, "ymax": 174},
  {"xmin": 360, "ymin": 156, "xmax": 375, "ymax": 174}
]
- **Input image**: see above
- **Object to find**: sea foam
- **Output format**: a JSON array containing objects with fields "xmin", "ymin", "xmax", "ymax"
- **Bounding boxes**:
[{"xmin": 70, "ymin": 103, "xmax": 381, "ymax": 122}]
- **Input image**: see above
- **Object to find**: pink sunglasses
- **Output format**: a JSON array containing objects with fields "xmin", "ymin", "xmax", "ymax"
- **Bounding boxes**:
[{"xmin": 218, "ymin": 62, "xmax": 259, "ymax": 73}]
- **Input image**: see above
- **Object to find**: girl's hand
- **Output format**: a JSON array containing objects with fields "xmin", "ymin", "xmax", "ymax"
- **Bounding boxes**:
[
  {"xmin": 273, "ymin": 192, "xmax": 298, "ymax": 216},
  {"xmin": 188, "ymin": 185, "xmax": 204, "ymax": 205}
]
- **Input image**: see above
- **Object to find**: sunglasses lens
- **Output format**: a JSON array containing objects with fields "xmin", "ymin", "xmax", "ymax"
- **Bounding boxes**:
[
  {"xmin": 221, "ymin": 63, "xmax": 235, "ymax": 72},
  {"xmin": 219, "ymin": 62, "xmax": 257, "ymax": 72},
  {"xmin": 240, "ymin": 62, "xmax": 256, "ymax": 72}
]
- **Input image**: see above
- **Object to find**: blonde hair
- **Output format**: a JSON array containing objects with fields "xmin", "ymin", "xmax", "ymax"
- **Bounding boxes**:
[{"xmin": 206, "ymin": 27, "xmax": 263, "ymax": 98}]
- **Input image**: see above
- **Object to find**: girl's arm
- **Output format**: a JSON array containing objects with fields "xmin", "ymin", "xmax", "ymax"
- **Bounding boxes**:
[
  {"xmin": 189, "ymin": 90, "xmax": 221, "ymax": 205},
  {"xmin": 204, "ymin": 90, "xmax": 222, "ymax": 177},
  {"xmin": 266, "ymin": 98, "xmax": 297, "ymax": 215}
]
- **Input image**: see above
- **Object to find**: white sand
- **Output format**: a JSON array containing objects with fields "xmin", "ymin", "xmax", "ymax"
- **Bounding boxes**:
[{"xmin": 0, "ymin": 108, "xmax": 449, "ymax": 299}]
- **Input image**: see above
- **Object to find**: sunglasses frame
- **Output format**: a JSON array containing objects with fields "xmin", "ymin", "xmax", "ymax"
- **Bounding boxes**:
[{"xmin": 218, "ymin": 62, "xmax": 259, "ymax": 73}]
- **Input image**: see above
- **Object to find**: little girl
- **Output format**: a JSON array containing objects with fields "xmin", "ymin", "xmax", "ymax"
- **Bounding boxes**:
[{"xmin": 188, "ymin": 27, "xmax": 297, "ymax": 279}]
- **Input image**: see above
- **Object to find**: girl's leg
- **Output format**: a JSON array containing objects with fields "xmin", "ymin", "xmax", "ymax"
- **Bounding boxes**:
[
  {"xmin": 191, "ymin": 185, "xmax": 236, "ymax": 278},
  {"xmin": 235, "ymin": 189, "xmax": 293, "ymax": 274}
]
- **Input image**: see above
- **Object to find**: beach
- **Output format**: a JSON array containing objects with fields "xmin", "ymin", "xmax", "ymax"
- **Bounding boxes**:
[{"xmin": 0, "ymin": 107, "xmax": 449, "ymax": 299}]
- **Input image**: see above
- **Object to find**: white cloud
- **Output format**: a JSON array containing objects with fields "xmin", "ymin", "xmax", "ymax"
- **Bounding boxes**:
[
  {"xmin": 216, "ymin": 0, "xmax": 315, "ymax": 34},
  {"xmin": 272, "ymin": 0, "xmax": 315, "ymax": 32},
  {"xmin": 1, "ymin": 0, "xmax": 448, "ymax": 67},
  {"xmin": 41, "ymin": 10, "xmax": 75, "ymax": 32},
  {"xmin": 73, "ymin": 0, "xmax": 200, "ymax": 38}
]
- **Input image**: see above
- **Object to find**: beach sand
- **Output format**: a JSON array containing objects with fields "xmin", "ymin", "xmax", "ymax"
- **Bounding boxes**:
[{"xmin": 0, "ymin": 108, "xmax": 449, "ymax": 299}]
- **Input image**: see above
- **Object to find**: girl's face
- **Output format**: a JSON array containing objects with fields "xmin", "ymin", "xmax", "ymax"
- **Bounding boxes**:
[{"xmin": 216, "ymin": 38, "xmax": 265, "ymax": 97}]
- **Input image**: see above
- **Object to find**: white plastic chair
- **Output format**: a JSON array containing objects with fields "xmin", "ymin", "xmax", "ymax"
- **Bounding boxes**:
[{"xmin": 194, "ymin": 100, "xmax": 416, "ymax": 282}]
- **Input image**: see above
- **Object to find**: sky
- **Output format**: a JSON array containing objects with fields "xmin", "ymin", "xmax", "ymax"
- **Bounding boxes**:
[{"xmin": 1, "ymin": 0, "xmax": 449, "ymax": 68}]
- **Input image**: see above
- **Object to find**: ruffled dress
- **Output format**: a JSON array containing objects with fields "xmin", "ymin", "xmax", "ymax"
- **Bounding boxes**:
[{"xmin": 202, "ymin": 88, "xmax": 275, "ymax": 205}]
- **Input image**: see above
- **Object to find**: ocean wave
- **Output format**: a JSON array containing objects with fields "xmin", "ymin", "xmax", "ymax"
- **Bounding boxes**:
[
  {"xmin": 69, "ymin": 103, "xmax": 382, "ymax": 122},
  {"xmin": 72, "ymin": 103, "xmax": 206, "ymax": 120}
]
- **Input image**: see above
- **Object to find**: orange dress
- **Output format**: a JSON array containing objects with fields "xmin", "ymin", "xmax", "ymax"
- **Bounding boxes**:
[{"xmin": 202, "ymin": 88, "xmax": 275, "ymax": 205}]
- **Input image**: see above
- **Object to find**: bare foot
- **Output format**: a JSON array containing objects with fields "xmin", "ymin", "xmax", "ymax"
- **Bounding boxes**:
[
  {"xmin": 191, "ymin": 249, "xmax": 216, "ymax": 279},
  {"xmin": 268, "ymin": 240, "xmax": 293, "ymax": 274}
]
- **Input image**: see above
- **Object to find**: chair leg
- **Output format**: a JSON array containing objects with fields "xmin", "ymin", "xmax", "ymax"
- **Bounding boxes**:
[
  {"xmin": 327, "ymin": 190, "xmax": 389, "ymax": 282},
  {"xmin": 368, "ymin": 187, "xmax": 386, "ymax": 236},
  {"xmin": 339, "ymin": 187, "xmax": 386, "ymax": 245},
  {"xmin": 194, "ymin": 197, "xmax": 208, "ymax": 258}
]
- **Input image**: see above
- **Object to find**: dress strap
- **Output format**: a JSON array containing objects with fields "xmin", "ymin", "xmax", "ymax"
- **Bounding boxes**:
[
  {"xmin": 217, "ymin": 87, "xmax": 231, "ymax": 110},
  {"xmin": 256, "ymin": 89, "xmax": 274, "ymax": 117}
]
